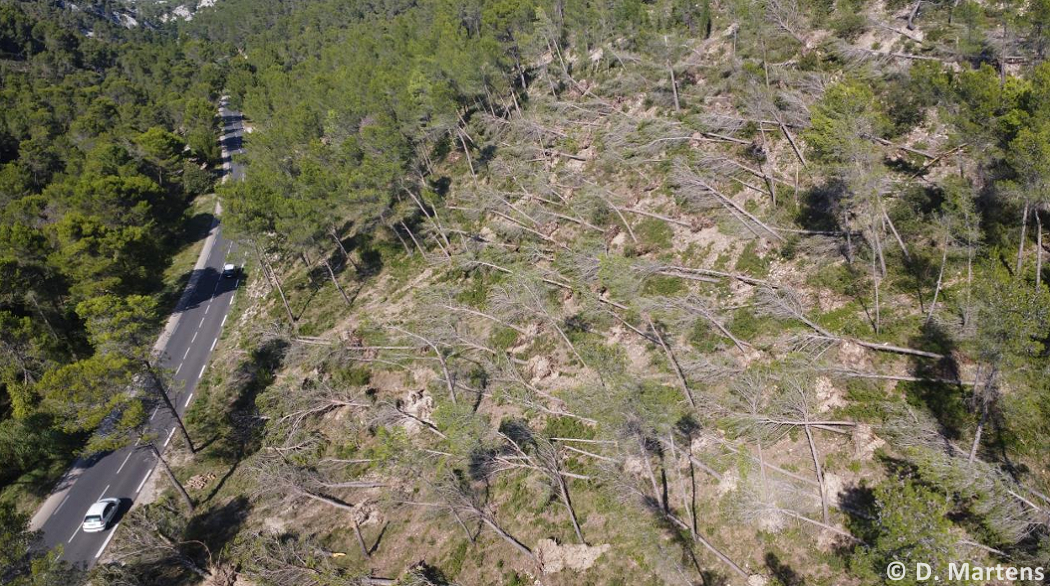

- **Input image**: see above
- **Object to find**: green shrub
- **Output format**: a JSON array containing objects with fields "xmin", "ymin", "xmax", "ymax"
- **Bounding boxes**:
[
  {"xmin": 642, "ymin": 274, "xmax": 685, "ymax": 296},
  {"xmin": 489, "ymin": 326, "xmax": 519, "ymax": 351},
  {"xmin": 831, "ymin": 10, "xmax": 868, "ymax": 41},
  {"xmin": 735, "ymin": 240, "xmax": 770, "ymax": 277},
  {"xmin": 635, "ymin": 218, "xmax": 673, "ymax": 252},
  {"xmin": 850, "ymin": 479, "xmax": 960, "ymax": 586},
  {"xmin": 728, "ymin": 306, "xmax": 774, "ymax": 342},
  {"xmin": 334, "ymin": 366, "xmax": 371, "ymax": 387},
  {"xmin": 688, "ymin": 318, "xmax": 723, "ymax": 352}
]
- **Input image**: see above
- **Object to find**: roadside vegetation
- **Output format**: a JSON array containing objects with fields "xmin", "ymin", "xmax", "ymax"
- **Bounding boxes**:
[{"xmin": 0, "ymin": 1, "xmax": 224, "ymax": 579}]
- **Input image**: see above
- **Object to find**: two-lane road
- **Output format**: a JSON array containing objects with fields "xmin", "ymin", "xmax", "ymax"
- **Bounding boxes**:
[{"xmin": 31, "ymin": 102, "xmax": 247, "ymax": 567}]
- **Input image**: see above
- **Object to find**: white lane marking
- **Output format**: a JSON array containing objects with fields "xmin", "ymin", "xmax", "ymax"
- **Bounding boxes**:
[
  {"xmin": 183, "ymin": 347, "xmax": 191, "ymax": 360},
  {"xmin": 97, "ymin": 484, "xmax": 110, "ymax": 500},
  {"xmin": 221, "ymin": 315, "xmax": 227, "ymax": 327},
  {"xmin": 199, "ymin": 317, "xmax": 205, "ymax": 328},
  {"xmin": 150, "ymin": 406, "xmax": 159, "ymax": 421},
  {"xmin": 95, "ymin": 523, "xmax": 119, "ymax": 559},
  {"xmin": 210, "ymin": 338, "xmax": 217, "ymax": 352},
  {"xmin": 136, "ymin": 468, "xmax": 154, "ymax": 494},
  {"xmin": 184, "ymin": 392, "xmax": 194, "ymax": 407},
  {"xmin": 204, "ymin": 303, "xmax": 210, "ymax": 314},
  {"xmin": 198, "ymin": 364, "xmax": 206, "ymax": 379},
  {"xmin": 163, "ymin": 427, "xmax": 176, "ymax": 447},
  {"xmin": 191, "ymin": 331, "xmax": 198, "ymax": 343},
  {"xmin": 53, "ymin": 493, "xmax": 72, "ymax": 516},
  {"xmin": 68, "ymin": 524, "xmax": 80, "ymax": 543},
  {"xmin": 116, "ymin": 451, "xmax": 134, "ymax": 474},
  {"xmin": 227, "ymin": 242, "xmax": 233, "ymax": 255},
  {"xmin": 175, "ymin": 363, "xmax": 182, "ymax": 375}
]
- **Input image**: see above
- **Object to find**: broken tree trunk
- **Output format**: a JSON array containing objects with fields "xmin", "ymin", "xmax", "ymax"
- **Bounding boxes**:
[
  {"xmin": 353, "ymin": 520, "xmax": 370, "ymax": 558},
  {"xmin": 1018, "ymin": 200, "xmax": 1030, "ymax": 276},
  {"xmin": 926, "ymin": 231, "xmax": 949, "ymax": 326},
  {"xmin": 393, "ymin": 326, "xmax": 456, "ymax": 404},
  {"xmin": 646, "ymin": 315, "xmax": 696, "ymax": 409},
  {"xmin": 150, "ymin": 443, "xmax": 194, "ymax": 512},
  {"xmin": 555, "ymin": 466, "xmax": 586, "ymax": 544},
  {"xmin": 803, "ymin": 423, "xmax": 830, "ymax": 526},
  {"xmin": 481, "ymin": 516, "xmax": 535, "ymax": 561},
  {"xmin": 322, "ymin": 259, "xmax": 353, "ymax": 306},
  {"xmin": 907, "ymin": 0, "xmax": 923, "ymax": 29},
  {"xmin": 252, "ymin": 240, "xmax": 295, "ymax": 325}
]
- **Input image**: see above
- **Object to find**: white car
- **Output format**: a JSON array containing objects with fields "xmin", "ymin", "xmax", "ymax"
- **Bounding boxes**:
[
  {"xmin": 82, "ymin": 498, "xmax": 120, "ymax": 533},
  {"xmin": 221, "ymin": 263, "xmax": 239, "ymax": 278}
]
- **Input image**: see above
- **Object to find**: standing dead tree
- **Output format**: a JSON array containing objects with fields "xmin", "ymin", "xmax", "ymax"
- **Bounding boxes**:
[
  {"xmin": 139, "ymin": 364, "xmax": 197, "ymax": 454},
  {"xmin": 767, "ymin": 376, "xmax": 851, "ymax": 525}
]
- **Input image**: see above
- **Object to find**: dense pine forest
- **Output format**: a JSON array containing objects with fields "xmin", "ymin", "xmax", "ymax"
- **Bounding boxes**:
[
  {"xmin": 3, "ymin": 0, "xmax": 1050, "ymax": 584},
  {"xmin": 0, "ymin": 1, "xmax": 224, "ymax": 581}
]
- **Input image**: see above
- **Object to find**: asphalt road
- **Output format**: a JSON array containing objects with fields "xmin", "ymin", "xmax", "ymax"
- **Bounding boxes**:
[{"xmin": 30, "ymin": 102, "xmax": 247, "ymax": 568}]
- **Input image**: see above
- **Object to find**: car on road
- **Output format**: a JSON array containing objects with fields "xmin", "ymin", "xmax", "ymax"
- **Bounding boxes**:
[
  {"xmin": 222, "ymin": 263, "xmax": 239, "ymax": 278},
  {"xmin": 82, "ymin": 498, "xmax": 120, "ymax": 532}
]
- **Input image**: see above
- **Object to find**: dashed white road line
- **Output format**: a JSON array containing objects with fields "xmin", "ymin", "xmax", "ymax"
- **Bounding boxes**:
[
  {"xmin": 175, "ymin": 363, "xmax": 182, "ymax": 375},
  {"xmin": 52, "ymin": 493, "xmax": 72, "ymax": 516},
  {"xmin": 96, "ymin": 485, "xmax": 110, "ymax": 500},
  {"xmin": 184, "ymin": 392, "xmax": 193, "ymax": 407},
  {"xmin": 116, "ymin": 451, "xmax": 134, "ymax": 474},
  {"xmin": 221, "ymin": 315, "xmax": 227, "ymax": 327},
  {"xmin": 198, "ymin": 317, "xmax": 205, "ymax": 328},
  {"xmin": 198, "ymin": 364, "xmax": 206, "ymax": 379},
  {"xmin": 135, "ymin": 468, "xmax": 154, "ymax": 494},
  {"xmin": 67, "ymin": 524, "xmax": 80, "ymax": 543},
  {"xmin": 183, "ymin": 347, "xmax": 191, "ymax": 360},
  {"xmin": 149, "ymin": 406, "xmax": 159, "ymax": 421},
  {"xmin": 210, "ymin": 338, "xmax": 217, "ymax": 352},
  {"xmin": 163, "ymin": 427, "xmax": 176, "ymax": 447},
  {"xmin": 190, "ymin": 331, "xmax": 198, "ymax": 343},
  {"xmin": 95, "ymin": 524, "xmax": 119, "ymax": 559}
]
